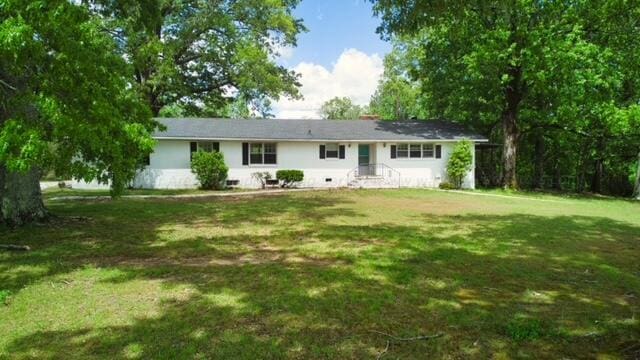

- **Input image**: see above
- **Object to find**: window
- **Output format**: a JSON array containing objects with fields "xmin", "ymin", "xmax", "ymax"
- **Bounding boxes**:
[
  {"xmin": 422, "ymin": 144, "xmax": 434, "ymax": 158},
  {"xmin": 395, "ymin": 143, "xmax": 437, "ymax": 159},
  {"xmin": 198, "ymin": 141, "xmax": 217, "ymax": 152},
  {"xmin": 410, "ymin": 144, "xmax": 421, "ymax": 158},
  {"xmin": 250, "ymin": 143, "xmax": 277, "ymax": 165},
  {"xmin": 397, "ymin": 144, "xmax": 409, "ymax": 158},
  {"xmin": 250, "ymin": 143, "xmax": 263, "ymax": 164},
  {"xmin": 325, "ymin": 143, "xmax": 339, "ymax": 158},
  {"xmin": 190, "ymin": 141, "xmax": 219, "ymax": 161},
  {"xmin": 264, "ymin": 143, "xmax": 277, "ymax": 164}
]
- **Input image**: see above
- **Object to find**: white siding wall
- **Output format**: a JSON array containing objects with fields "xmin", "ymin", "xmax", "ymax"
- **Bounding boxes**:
[{"xmin": 132, "ymin": 139, "xmax": 477, "ymax": 189}]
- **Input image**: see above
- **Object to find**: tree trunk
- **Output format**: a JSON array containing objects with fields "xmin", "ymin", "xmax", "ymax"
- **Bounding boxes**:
[
  {"xmin": 0, "ymin": 166, "xmax": 48, "ymax": 227},
  {"xmin": 591, "ymin": 159, "xmax": 603, "ymax": 193},
  {"xmin": 590, "ymin": 137, "xmax": 604, "ymax": 194},
  {"xmin": 501, "ymin": 114, "xmax": 519, "ymax": 189},
  {"xmin": 633, "ymin": 152, "xmax": 640, "ymax": 200},
  {"xmin": 552, "ymin": 158, "xmax": 562, "ymax": 191},
  {"xmin": 501, "ymin": 65, "xmax": 522, "ymax": 190},
  {"xmin": 576, "ymin": 140, "xmax": 589, "ymax": 193},
  {"xmin": 532, "ymin": 130, "xmax": 544, "ymax": 189}
]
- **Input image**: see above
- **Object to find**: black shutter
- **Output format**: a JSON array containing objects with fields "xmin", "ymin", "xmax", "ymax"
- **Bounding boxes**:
[
  {"xmin": 319, "ymin": 144, "xmax": 325, "ymax": 159},
  {"xmin": 213, "ymin": 142, "xmax": 220, "ymax": 152},
  {"xmin": 242, "ymin": 143, "xmax": 249, "ymax": 165},
  {"xmin": 339, "ymin": 145, "xmax": 345, "ymax": 159},
  {"xmin": 390, "ymin": 145, "xmax": 397, "ymax": 159},
  {"xmin": 190, "ymin": 142, "xmax": 197, "ymax": 161},
  {"xmin": 435, "ymin": 144, "xmax": 442, "ymax": 159}
]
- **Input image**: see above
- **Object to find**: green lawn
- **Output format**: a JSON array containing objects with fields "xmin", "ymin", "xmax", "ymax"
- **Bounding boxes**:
[
  {"xmin": 41, "ymin": 187, "xmax": 249, "ymax": 200},
  {"xmin": 1, "ymin": 189, "xmax": 639, "ymax": 359}
]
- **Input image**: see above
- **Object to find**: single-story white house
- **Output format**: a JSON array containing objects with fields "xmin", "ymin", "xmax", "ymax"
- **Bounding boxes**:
[{"xmin": 125, "ymin": 118, "xmax": 488, "ymax": 189}]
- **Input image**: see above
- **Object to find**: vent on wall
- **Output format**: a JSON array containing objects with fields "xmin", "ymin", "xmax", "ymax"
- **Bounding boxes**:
[{"xmin": 325, "ymin": 178, "xmax": 332, "ymax": 182}]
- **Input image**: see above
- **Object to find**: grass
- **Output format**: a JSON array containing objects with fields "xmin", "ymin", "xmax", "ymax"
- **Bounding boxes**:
[
  {"xmin": 42, "ymin": 187, "xmax": 251, "ymax": 200},
  {"xmin": 1, "ymin": 189, "xmax": 639, "ymax": 359}
]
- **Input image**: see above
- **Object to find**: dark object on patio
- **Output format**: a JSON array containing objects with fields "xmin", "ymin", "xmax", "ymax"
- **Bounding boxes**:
[
  {"xmin": 225, "ymin": 179, "xmax": 240, "ymax": 187},
  {"xmin": 265, "ymin": 179, "xmax": 280, "ymax": 188}
]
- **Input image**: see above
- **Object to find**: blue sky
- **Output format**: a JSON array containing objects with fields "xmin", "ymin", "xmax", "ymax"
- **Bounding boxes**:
[
  {"xmin": 274, "ymin": 0, "xmax": 391, "ymax": 118},
  {"xmin": 281, "ymin": 0, "xmax": 390, "ymax": 68}
]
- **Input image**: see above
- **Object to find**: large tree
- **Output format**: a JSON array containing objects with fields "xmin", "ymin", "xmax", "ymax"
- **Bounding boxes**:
[
  {"xmin": 369, "ymin": 42, "xmax": 427, "ymax": 120},
  {"xmin": 371, "ymin": 0, "xmax": 640, "ymax": 190},
  {"xmin": 0, "ymin": 0, "xmax": 155, "ymax": 226},
  {"xmin": 318, "ymin": 97, "xmax": 365, "ymax": 120},
  {"xmin": 90, "ymin": 0, "xmax": 305, "ymax": 116}
]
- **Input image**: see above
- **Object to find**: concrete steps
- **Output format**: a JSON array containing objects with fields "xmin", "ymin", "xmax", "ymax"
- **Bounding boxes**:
[{"xmin": 348, "ymin": 177, "xmax": 400, "ymax": 189}]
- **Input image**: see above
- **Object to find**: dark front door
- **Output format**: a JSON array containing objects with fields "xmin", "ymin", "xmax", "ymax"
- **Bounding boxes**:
[{"xmin": 358, "ymin": 144, "xmax": 370, "ymax": 176}]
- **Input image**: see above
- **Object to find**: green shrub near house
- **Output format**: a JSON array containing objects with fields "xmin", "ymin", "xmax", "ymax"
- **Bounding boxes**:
[
  {"xmin": 276, "ymin": 170, "xmax": 304, "ymax": 188},
  {"xmin": 190, "ymin": 151, "xmax": 229, "ymax": 190},
  {"xmin": 446, "ymin": 140, "xmax": 473, "ymax": 189}
]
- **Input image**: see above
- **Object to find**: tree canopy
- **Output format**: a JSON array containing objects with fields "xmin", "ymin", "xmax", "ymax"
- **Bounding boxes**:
[
  {"xmin": 371, "ymin": 0, "xmax": 640, "ymax": 194},
  {"xmin": 0, "ymin": 0, "xmax": 156, "ymax": 225},
  {"xmin": 318, "ymin": 97, "xmax": 365, "ymax": 120},
  {"xmin": 90, "ymin": 0, "xmax": 305, "ymax": 116},
  {"xmin": 368, "ymin": 43, "xmax": 427, "ymax": 120},
  {"xmin": 1, "ymin": 0, "xmax": 307, "ymax": 226}
]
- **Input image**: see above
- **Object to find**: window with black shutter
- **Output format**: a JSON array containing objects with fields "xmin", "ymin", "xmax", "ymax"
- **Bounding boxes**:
[
  {"xmin": 190, "ymin": 142, "xmax": 197, "ymax": 161},
  {"xmin": 191, "ymin": 141, "xmax": 220, "ymax": 161},
  {"xmin": 247, "ymin": 142, "xmax": 277, "ymax": 165},
  {"xmin": 320, "ymin": 144, "xmax": 344, "ymax": 159},
  {"xmin": 325, "ymin": 144, "xmax": 338, "ymax": 158},
  {"xmin": 242, "ymin": 143, "xmax": 249, "ymax": 165},
  {"xmin": 390, "ymin": 145, "xmax": 397, "ymax": 159},
  {"xmin": 435, "ymin": 144, "xmax": 442, "ymax": 158}
]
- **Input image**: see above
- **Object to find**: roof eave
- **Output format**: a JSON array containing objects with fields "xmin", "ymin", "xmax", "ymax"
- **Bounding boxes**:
[{"xmin": 152, "ymin": 136, "xmax": 489, "ymax": 142}]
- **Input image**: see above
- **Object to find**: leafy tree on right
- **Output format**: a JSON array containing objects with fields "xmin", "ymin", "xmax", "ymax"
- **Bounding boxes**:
[{"xmin": 370, "ymin": 1, "xmax": 640, "ymax": 194}]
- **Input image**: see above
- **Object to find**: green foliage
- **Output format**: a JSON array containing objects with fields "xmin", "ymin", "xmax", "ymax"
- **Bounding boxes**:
[
  {"xmin": 92, "ymin": 0, "xmax": 305, "ymax": 116},
  {"xmin": 0, "ymin": 290, "xmax": 10, "ymax": 305},
  {"xmin": 446, "ymin": 141, "xmax": 473, "ymax": 189},
  {"xmin": 318, "ymin": 97, "xmax": 365, "ymax": 120},
  {"xmin": 372, "ymin": 0, "xmax": 640, "ymax": 194},
  {"xmin": 0, "ymin": 0, "xmax": 156, "ymax": 196},
  {"xmin": 275, "ymin": 170, "xmax": 303, "ymax": 188},
  {"xmin": 190, "ymin": 151, "xmax": 229, "ymax": 190},
  {"xmin": 438, "ymin": 182, "xmax": 456, "ymax": 190},
  {"xmin": 505, "ymin": 318, "xmax": 547, "ymax": 342},
  {"xmin": 369, "ymin": 43, "xmax": 428, "ymax": 120}
]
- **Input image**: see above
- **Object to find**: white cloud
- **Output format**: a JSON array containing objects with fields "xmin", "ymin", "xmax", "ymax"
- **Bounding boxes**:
[
  {"xmin": 274, "ymin": 48, "xmax": 383, "ymax": 119},
  {"xmin": 272, "ymin": 43, "xmax": 294, "ymax": 61}
]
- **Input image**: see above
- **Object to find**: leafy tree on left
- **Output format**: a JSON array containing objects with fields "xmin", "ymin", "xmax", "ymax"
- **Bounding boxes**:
[{"xmin": 0, "ymin": 0, "xmax": 156, "ymax": 226}]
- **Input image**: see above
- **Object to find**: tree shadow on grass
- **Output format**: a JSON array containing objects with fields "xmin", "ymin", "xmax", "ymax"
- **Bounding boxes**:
[
  {"xmin": 0, "ymin": 193, "xmax": 359, "ymax": 291},
  {"xmin": 1, "ymin": 194, "xmax": 640, "ymax": 358}
]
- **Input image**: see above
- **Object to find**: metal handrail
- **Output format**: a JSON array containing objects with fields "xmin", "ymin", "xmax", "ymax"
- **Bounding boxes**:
[{"xmin": 346, "ymin": 163, "xmax": 401, "ymax": 187}]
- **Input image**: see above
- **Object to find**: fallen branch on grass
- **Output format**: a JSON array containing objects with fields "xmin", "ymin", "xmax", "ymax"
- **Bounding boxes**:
[
  {"xmin": 370, "ymin": 330, "xmax": 444, "ymax": 342},
  {"xmin": 0, "ymin": 244, "xmax": 31, "ymax": 251},
  {"xmin": 377, "ymin": 340, "xmax": 390, "ymax": 360},
  {"xmin": 370, "ymin": 330, "xmax": 444, "ymax": 359}
]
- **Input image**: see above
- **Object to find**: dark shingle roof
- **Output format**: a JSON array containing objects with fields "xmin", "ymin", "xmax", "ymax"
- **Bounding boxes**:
[{"xmin": 153, "ymin": 118, "xmax": 487, "ymax": 142}]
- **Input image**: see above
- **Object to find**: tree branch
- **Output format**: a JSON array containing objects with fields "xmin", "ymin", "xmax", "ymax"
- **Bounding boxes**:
[
  {"xmin": 0, "ymin": 79, "xmax": 17, "ymax": 91},
  {"xmin": 370, "ymin": 330, "xmax": 444, "ymax": 342}
]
